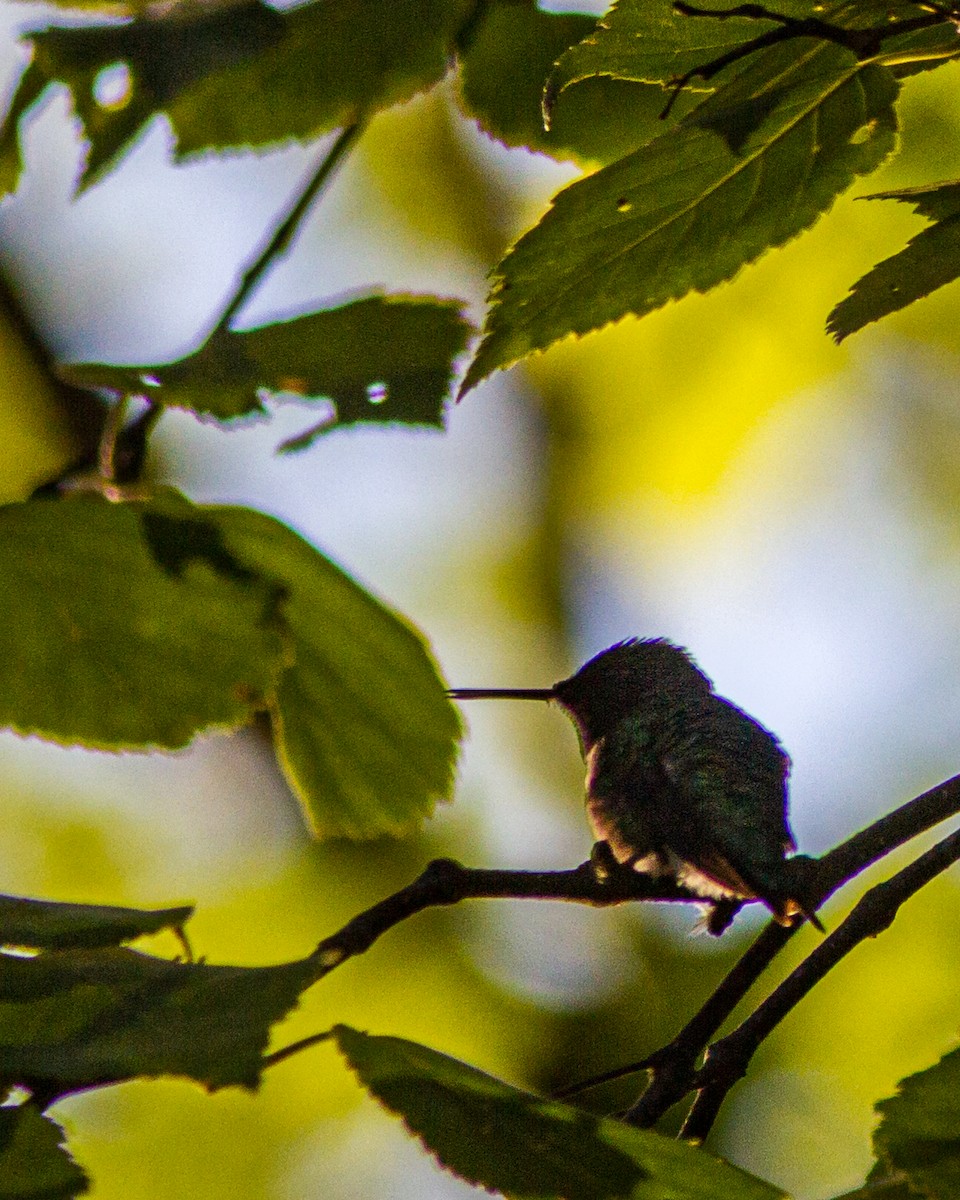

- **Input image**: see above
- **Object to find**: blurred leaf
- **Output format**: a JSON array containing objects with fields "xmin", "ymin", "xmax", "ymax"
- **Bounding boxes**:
[
  {"xmin": 0, "ymin": 61, "xmax": 49, "ymax": 198},
  {"xmin": 871, "ymin": 1046, "xmax": 960, "ymax": 1200},
  {"xmin": 0, "ymin": 895, "xmax": 193, "ymax": 952},
  {"xmin": 456, "ymin": 0, "xmax": 671, "ymax": 165},
  {"xmin": 5, "ymin": 0, "xmax": 470, "ymax": 189},
  {"xmin": 207, "ymin": 504, "xmax": 463, "ymax": 838},
  {"xmin": 827, "ymin": 182, "xmax": 960, "ymax": 341},
  {"xmin": 828, "ymin": 1181, "xmax": 915, "ymax": 1200},
  {"xmin": 0, "ymin": 944, "xmax": 318, "ymax": 1095},
  {"xmin": 0, "ymin": 1107, "xmax": 88, "ymax": 1199},
  {"xmin": 60, "ymin": 296, "xmax": 473, "ymax": 441},
  {"xmin": 333, "ymin": 1025, "xmax": 785, "ymax": 1200},
  {"xmin": 170, "ymin": 0, "xmax": 471, "ymax": 158},
  {"xmin": 462, "ymin": 40, "xmax": 898, "ymax": 393},
  {"xmin": 1, "ymin": 488, "xmax": 461, "ymax": 836},
  {"xmin": 0, "ymin": 494, "xmax": 286, "ymax": 749},
  {"xmin": 15, "ymin": 4, "xmax": 286, "ymax": 190}
]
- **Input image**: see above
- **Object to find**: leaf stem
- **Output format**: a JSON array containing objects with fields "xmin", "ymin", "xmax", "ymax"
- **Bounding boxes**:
[
  {"xmin": 209, "ymin": 121, "xmax": 364, "ymax": 341},
  {"xmin": 97, "ymin": 392, "xmax": 130, "ymax": 484},
  {"xmin": 262, "ymin": 1030, "xmax": 333, "ymax": 1070}
]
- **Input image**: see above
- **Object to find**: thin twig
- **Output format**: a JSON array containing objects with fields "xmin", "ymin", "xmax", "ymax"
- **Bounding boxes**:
[
  {"xmin": 662, "ymin": 1, "xmax": 952, "ymax": 119},
  {"xmin": 208, "ymin": 121, "xmax": 363, "ymax": 341},
  {"xmin": 680, "ymin": 825, "xmax": 960, "ymax": 1140},
  {"xmin": 619, "ymin": 773, "xmax": 960, "ymax": 1125},
  {"xmin": 310, "ymin": 856, "xmax": 704, "ymax": 979},
  {"xmin": 97, "ymin": 392, "xmax": 130, "ymax": 483},
  {"xmin": 262, "ymin": 1030, "xmax": 333, "ymax": 1070}
]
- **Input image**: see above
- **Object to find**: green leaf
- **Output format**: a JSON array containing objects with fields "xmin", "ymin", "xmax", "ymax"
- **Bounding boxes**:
[
  {"xmin": 871, "ymin": 1046, "xmax": 960, "ymax": 1200},
  {"xmin": 169, "ymin": 0, "xmax": 471, "ymax": 159},
  {"xmin": 0, "ymin": 895, "xmax": 193, "ymax": 952},
  {"xmin": 333, "ymin": 1026, "xmax": 785, "ymax": 1200},
  {"xmin": 827, "ymin": 182, "xmax": 960, "ymax": 341},
  {"xmin": 826, "ymin": 1180, "xmax": 914, "ymax": 1200},
  {"xmin": 20, "ymin": 4, "xmax": 286, "ymax": 189},
  {"xmin": 462, "ymin": 40, "xmax": 898, "ymax": 393},
  {"xmin": 545, "ymin": 0, "xmax": 781, "ymax": 101},
  {"xmin": 0, "ymin": 945, "xmax": 318, "ymax": 1095},
  {"xmin": 59, "ymin": 296, "xmax": 473, "ymax": 440},
  {"xmin": 0, "ymin": 1107, "xmax": 88, "ymax": 1199},
  {"xmin": 4, "ymin": 489, "xmax": 460, "ymax": 836},
  {"xmin": 878, "ymin": 19, "xmax": 960, "ymax": 78},
  {"xmin": 546, "ymin": 0, "xmax": 960, "ymax": 104},
  {"xmin": 206, "ymin": 506, "xmax": 462, "ymax": 838},
  {"xmin": 0, "ymin": 61, "xmax": 49, "ymax": 199},
  {"xmin": 4, "ymin": 0, "xmax": 472, "ymax": 187},
  {"xmin": 6, "ymin": 0, "xmax": 469, "ymax": 188},
  {"xmin": 456, "ymin": 0, "xmax": 671, "ymax": 166},
  {"xmin": 0, "ymin": 493, "xmax": 286, "ymax": 750}
]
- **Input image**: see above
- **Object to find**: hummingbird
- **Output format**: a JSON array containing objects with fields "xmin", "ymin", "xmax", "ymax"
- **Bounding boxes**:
[{"xmin": 450, "ymin": 638, "xmax": 819, "ymax": 933}]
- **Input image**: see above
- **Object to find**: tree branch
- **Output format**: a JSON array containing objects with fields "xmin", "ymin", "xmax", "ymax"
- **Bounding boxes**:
[
  {"xmin": 305, "ymin": 773, "xmax": 960, "ymax": 1130},
  {"xmin": 680, "ymin": 824, "xmax": 960, "ymax": 1140},
  {"xmin": 620, "ymin": 772, "xmax": 960, "ymax": 1126},
  {"xmin": 310, "ymin": 855, "xmax": 705, "ymax": 978}
]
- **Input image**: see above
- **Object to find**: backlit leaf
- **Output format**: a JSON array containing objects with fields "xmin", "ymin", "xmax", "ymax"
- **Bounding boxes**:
[
  {"xmin": 0, "ymin": 894, "xmax": 193, "ymax": 952},
  {"xmin": 59, "ymin": 296, "xmax": 473, "ymax": 441},
  {"xmin": 334, "ymin": 1026, "xmax": 785, "ymax": 1200},
  {"xmin": 547, "ymin": 0, "xmax": 960, "ymax": 105},
  {"xmin": 827, "ymin": 182, "xmax": 960, "ymax": 340},
  {"xmin": 871, "ymin": 1046, "xmax": 960, "ymax": 1200},
  {"xmin": 19, "ymin": 4, "xmax": 285, "ymax": 190},
  {"xmin": 462, "ymin": 40, "xmax": 898, "ymax": 393},
  {"xmin": 0, "ymin": 944, "xmax": 318, "ymax": 1095},
  {"xmin": 0, "ymin": 494, "xmax": 286, "ymax": 750},
  {"xmin": 207, "ymin": 506, "xmax": 462, "ymax": 838},
  {"xmin": 4, "ymin": 0, "xmax": 470, "ymax": 189},
  {"xmin": 170, "ymin": 0, "xmax": 471, "ymax": 158},
  {"xmin": 0, "ymin": 1107, "xmax": 88, "ymax": 1199}
]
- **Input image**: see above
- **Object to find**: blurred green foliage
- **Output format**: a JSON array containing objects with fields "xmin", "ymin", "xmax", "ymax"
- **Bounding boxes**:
[{"xmin": 0, "ymin": 1, "xmax": 959, "ymax": 1198}]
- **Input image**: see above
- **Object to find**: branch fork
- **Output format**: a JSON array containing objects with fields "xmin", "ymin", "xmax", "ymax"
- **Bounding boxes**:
[{"xmin": 297, "ymin": 773, "xmax": 960, "ymax": 1141}]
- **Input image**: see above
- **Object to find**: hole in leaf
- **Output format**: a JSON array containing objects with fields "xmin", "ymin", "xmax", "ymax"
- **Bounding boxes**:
[
  {"xmin": 92, "ymin": 62, "xmax": 132, "ymax": 111},
  {"xmin": 616, "ymin": 198, "xmax": 632, "ymax": 213},
  {"xmin": 367, "ymin": 382, "xmax": 388, "ymax": 405},
  {"xmin": 849, "ymin": 119, "xmax": 878, "ymax": 146}
]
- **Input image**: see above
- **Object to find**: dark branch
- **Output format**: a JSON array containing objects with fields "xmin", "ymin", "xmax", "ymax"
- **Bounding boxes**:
[
  {"xmin": 310, "ymin": 855, "xmax": 706, "ymax": 979},
  {"xmin": 680, "ymin": 825, "xmax": 960, "ymax": 1140},
  {"xmin": 304, "ymin": 774, "xmax": 960, "ymax": 1131},
  {"xmin": 619, "ymin": 773, "xmax": 960, "ymax": 1126}
]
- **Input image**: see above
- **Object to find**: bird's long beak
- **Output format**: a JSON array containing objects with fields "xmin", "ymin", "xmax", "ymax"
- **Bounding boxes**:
[{"xmin": 447, "ymin": 688, "xmax": 556, "ymax": 701}]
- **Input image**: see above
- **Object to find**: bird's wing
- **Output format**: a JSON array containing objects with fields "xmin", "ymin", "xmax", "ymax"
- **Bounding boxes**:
[{"xmin": 657, "ymin": 697, "xmax": 796, "ymax": 910}]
